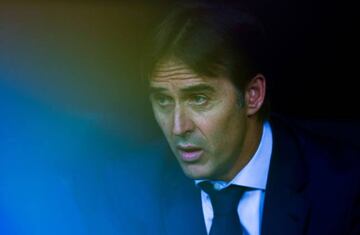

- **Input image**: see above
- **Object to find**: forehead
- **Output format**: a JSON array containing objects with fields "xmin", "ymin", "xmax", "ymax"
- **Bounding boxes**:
[
  {"xmin": 151, "ymin": 59, "xmax": 200, "ymax": 81},
  {"xmin": 150, "ymin": 59, "xmax": 224, "ymax": 91}
]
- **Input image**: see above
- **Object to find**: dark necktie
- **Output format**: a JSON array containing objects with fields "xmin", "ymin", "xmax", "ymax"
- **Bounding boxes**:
[{"xmin": 199, "ymin": 182, "xmax": 245, "ymax": 235}]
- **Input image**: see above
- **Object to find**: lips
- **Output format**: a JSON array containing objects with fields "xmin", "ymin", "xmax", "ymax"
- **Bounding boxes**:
[{"xmin": 176, "ymin": 145, "xmax": 203, "ymax": 162}]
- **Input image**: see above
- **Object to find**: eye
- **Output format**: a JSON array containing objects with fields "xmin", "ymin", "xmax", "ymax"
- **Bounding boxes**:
[
  {"xmin": 189, "ymin": 94, "xmax": 208, "ymax": 106},
  {"xmin": 152, "ymin": 94, "xmax": 174, "ymax": 107}
]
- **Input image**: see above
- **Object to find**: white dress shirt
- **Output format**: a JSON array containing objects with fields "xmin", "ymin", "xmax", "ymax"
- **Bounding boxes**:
[{"xmin": 195, "ymin": 121, "xmax": 273, "ymax": 235}]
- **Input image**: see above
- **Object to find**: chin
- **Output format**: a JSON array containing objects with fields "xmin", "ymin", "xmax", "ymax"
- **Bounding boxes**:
[{"xmin": 181, "ymin": 165, "xmax": 213, "ymax": 180}]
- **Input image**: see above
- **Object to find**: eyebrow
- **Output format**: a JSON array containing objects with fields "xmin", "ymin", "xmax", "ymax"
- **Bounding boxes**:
[
  {"xmin": 149, "ymin": 84, "xmax": 216, "ymax": 95},
  {"xmin": 180, "ymin": 84, "xmax": 216, "ymax": 94},
  {"xmin": 149, "ymin": 86, "xmax": 167, "ymax": 95}
]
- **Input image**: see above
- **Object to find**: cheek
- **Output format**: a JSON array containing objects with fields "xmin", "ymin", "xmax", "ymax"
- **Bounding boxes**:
[
  {"xmin": 196, "ymin": 108, "xmax": 244, "ymax": 152},
  {"xmin": 196, "ymin": 114, "xmax": 229, "ymax": 147},
  {"xmin": 154, "ymin": 112, "xmax": 171, "ymax": 135}
]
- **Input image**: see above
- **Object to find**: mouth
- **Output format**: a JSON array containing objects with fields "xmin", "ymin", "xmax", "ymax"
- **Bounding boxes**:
[{"xmin": 176, "ymin": 145, "xmax": 203, "ymax": 162}]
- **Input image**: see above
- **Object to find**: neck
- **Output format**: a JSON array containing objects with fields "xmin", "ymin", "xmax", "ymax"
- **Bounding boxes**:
[{"xmin": 221, "ymin": 117, "xmax": 264, "ymax": 182}]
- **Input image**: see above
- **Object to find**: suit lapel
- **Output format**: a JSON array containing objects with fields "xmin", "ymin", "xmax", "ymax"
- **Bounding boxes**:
[
  {"xmin": 261, "ymin": 118, "xmax": 310, "ymax": 235},
  {"xmin": 160, "ymin": 155, "xmax": 207, "ymax": 235}
]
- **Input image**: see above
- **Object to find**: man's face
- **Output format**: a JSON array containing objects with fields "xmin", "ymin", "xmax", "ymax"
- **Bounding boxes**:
[{"xmin": 150, "ymin": 59, "xmax": 251, "ymax": 181}]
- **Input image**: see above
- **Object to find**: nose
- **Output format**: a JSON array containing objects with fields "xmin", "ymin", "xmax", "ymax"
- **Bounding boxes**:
[{"xmin": 172, "ymin": 105, "xmax": 194, "ymax": 136}]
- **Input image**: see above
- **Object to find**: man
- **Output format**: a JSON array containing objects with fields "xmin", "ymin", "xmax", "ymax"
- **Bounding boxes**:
[
  {"xmin": 145, "ymin": 2, "xmax": 359, "ymax": 234},
  {"xmin": 79, "ymin": 2, "xmax": 359, "ymax": 235}
]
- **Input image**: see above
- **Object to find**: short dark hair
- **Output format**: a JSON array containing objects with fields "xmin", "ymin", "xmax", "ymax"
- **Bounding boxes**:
[{"xmin": 145, "ymin": 2, "xmax": 270, "ymax": 120}]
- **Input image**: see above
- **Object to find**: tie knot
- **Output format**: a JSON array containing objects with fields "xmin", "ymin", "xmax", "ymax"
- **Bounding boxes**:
[{"xmin": 199, "ymin": 182, "xmax": 245, "ymax": 215}]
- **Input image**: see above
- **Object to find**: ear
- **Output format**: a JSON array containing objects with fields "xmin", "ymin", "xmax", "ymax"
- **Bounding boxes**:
[{"xmin": 245, "ymin": 74, "xmax": 266, "ymax": 116}]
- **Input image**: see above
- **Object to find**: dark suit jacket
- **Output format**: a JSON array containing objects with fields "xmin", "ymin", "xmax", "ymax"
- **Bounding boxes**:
[{"xmin": 75, "ymin": 117, "xmax": 360, "ymax": 235}]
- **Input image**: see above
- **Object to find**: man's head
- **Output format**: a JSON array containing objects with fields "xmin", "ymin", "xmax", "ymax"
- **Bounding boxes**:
[{"xmin": 147, "ymin": 2, "xmax": 268, "ymax": 181}]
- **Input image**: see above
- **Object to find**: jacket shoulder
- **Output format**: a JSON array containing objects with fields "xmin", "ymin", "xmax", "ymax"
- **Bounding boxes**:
[{"xmin": 270, "ymin": 115, "xmax": 360, "ymax": 234}]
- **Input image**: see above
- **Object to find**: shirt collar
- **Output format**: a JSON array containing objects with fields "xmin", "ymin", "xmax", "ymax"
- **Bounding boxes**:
[{"xmin": 195, "ymin": 121, "xmax": 273, "ymax": 191}]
